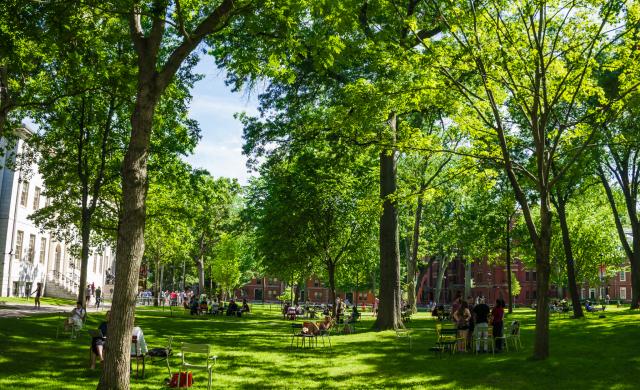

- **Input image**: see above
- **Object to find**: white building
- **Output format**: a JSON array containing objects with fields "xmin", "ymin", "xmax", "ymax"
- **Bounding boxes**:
[{"xmin": 0, "ymin": 131, "xmax": 115, "ymax": 299}]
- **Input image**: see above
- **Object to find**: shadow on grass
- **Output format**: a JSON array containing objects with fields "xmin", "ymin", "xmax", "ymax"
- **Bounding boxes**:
[{"xmin": 0, "ymin": 305, "xmax": 639, "ymax": 389}]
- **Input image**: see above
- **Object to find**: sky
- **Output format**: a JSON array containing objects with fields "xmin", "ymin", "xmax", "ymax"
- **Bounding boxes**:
[{"xmin": 184, "ymin": 56, "xmax": 259, "ymax": 185}]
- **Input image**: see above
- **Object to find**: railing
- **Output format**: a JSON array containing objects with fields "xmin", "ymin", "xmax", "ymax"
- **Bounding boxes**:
[{"xmin": 49, "ymin": 270, "xmax": 79, "ymax": 293}]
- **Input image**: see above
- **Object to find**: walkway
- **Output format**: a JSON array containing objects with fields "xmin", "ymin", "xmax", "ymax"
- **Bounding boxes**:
[{"xmin": 0, "ymin": 301, "xmax": 110, "ymax": 318}]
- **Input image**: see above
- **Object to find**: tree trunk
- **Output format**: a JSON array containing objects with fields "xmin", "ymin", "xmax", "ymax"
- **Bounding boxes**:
[
  {"xmin": 78, "ymin": 209, "xmax": 91, "ymax": 308},
  {"xmin": 375, "ymin": 113, "xmax": 402, "ymax": 330},
  {"xmin": 598, "ymin": 169, "xmax": 639, "ymax": 309},
  {"xmin": 555, "ymin": 200, "xmax": 584, "ymax": 318},
  {"xmin": 407, "ymin": 195, "xmax": 423, "ymax": 314},
  {"xmin": 464, "ymin": 256, "xmax": 472, "ymax": 299},
  {"xmin": 506, "ymin": 216, "xmax": 513, "ymax": 314},
  {"xmin": 98, "ymin": 89, "xmax": 155, "ymax": 389},
  {"xmin": 197, "ymin": 256, "xmax": 205, "ymax": 295},
  {"xmin": 154, "ymin": 257, "xmax": 161, "ymax": 306},
  {"xmin": 327, "ymin": 261, "xmax": 337, "ymax": 317},
  {"xmin": 533, "ymin": 200, "xmax": 552, "ymax": 360},
  {"xmin": 435, "ymin": 257, "xmax": 446, "ymax": 304}
]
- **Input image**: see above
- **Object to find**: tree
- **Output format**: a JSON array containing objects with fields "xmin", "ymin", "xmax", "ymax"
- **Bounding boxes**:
[
  {"xmin": 187, "ymin": 170, "xmax": 240, "ymax": 294},
  {"xmin": 433, "ymin": 0, "xmax": 637, "ymax": 359},
  {"xmin": 29, "ymin": 12, "xmax": 133, "ymax": 307},
  {"xmin": 210, "ymin": 233, "xmax": 242, "ymax": 300},
  {"xmin": 94, "ymin": 1, "xmax": 254, "ymax": 387}
]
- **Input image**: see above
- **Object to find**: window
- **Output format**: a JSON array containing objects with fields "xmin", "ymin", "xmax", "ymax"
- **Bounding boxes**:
[
  {"xmin": 525, "ymin": 272, "xmax": 530, "ymax": 282},
  {"xmin": 620, "ymin": 271, "xmax": 626, "ymax": 282},
  {"xmin": 28, "ymin": 234, "xmax": 36, "ymax": 263},
  {"xmin": 314, "ymin": 279, "xmax": 320, "ymax": 287},
  {"xmin": 589, "ymin": 288, "xmax": 596, "ymax": 299},
  {"xmin": 620, "ymin": 287, "xmax": 627, "ymax": 300},
  {"xmin": 581, "ymin": 289, "xmax": 585, "ymax": 299},
  {"xmin": 33, "ymin": 187, "xmax": 41, "ymax": 210},
  {"xmin": 39, "ymin": 238, "xmax": 46, "ymax": 263},
  {"xmin": 15, "ymin": 231, "xmax": 24, "ymax": 260},
  {"xmin": 20, "ymin": 181, "xmax": 29, "ymax": 206},
  {"xmin": 532, "ymin": 272, "xmax": 537, "ymax": 281},
  {"xmin": 54, "ymin": 245, "xmax": 62, "ymax": 272},
  {"xmin": 98, "ymin": 255, "xmax": 102, "ymax": 273}
]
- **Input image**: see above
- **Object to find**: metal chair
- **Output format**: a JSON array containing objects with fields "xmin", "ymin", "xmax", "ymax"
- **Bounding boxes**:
[
  {"xmin": 180, "ymin": 343, "xmax": 217, "ymax": 390},
  {"xmin": 131, "ymin": 335, "xmax": 146, "ymax": 379}
]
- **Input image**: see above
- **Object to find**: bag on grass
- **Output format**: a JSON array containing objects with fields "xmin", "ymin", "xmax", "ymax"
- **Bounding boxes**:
[{"xmin": 169, "ymin": 371, "xmax": 193, "ymax": 388}]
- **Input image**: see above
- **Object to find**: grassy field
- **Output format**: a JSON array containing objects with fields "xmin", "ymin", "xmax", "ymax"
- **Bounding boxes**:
[{"xmin": 0, "ymin": 303, "xmax": 639, "ymax": 389}]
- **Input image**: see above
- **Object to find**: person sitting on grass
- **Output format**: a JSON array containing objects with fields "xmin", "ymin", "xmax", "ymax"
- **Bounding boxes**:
[
  {"xmin": 64, "ymin": 301, "xmax": 86, "ymax": 331},
  {"xmin": 90, "ymin": 310, "xmax": 110, "ymax": 369}
]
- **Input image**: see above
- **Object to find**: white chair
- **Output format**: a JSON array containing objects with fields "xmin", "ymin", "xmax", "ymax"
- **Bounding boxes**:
[{"xmin": 181, "ymin": 343, "xmax": 217, "ymax": 390}]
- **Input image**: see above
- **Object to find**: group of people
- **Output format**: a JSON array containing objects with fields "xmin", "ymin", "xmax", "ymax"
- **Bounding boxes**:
[
  {"xmin": 449, "ymin": 295, "xmax": 507, "ymax": 353},
  {"xmin": 84, "ymin": 283, "xmax": 102, "ymax": 308},
  {"xmin": 88, "ymin": 310, "xmax": 147, "ymax": 369},
  {"xmin": 188, "ymin": 296, "xmax": 251, "ymax": 317}
]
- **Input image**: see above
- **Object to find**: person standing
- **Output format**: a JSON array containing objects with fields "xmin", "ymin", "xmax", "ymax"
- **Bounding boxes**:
[
  {"xmin": 473, "ymin": 298, "xmax": 490, "ymax": 353},
  {"xmin": 32, "ymin": 282, "xmax": 42, "ymax": 309},
  {"xmin": 85, "ymin": 285, "xmax": 91, "ymax": 306},
  {"xmin": 95, "ymin": 286, "xmax": 102, "ymax": 309},
  {"xmin": 491, "ymin": 299, "xmax": 505, "ymax": 352},
  {"xmin": 453, "ymin": 301, "xmax": 471, "ymax": 352}
]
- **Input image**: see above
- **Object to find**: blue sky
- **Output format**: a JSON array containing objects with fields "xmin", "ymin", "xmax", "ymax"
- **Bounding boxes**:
[{"xmin": 185, "ymin": 56, "xmax": 259, "ymax": 185}]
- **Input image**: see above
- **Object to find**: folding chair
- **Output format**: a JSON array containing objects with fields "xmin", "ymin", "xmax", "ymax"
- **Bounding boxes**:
[
  {"xmin": 131, "ymin": 335, "xmax": 146, "ymax": 379},
  {"xmin": 147, "ymin": 336, "xmax": 173, "ymax": 377},
  {"xmin": 180, "ymin": 343, "xmax": 217, "ymax": 390}
]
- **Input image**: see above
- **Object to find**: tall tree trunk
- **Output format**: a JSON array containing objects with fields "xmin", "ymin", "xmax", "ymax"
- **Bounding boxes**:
[
  {"xmin": 375, "ymin": 113, "xmax": 402, "ymax": 330},
  {"xmin": 197, "ymin": 256, "xmax": 205, "ymax": 295},
  {"xmin": 506, "ymin": 215, "xmax": 513, "ymax": 314},
  {"xmin": 533, "ymin": 200, "xmax": 552, "ymax": 360},
  {"xmin": 78, "ymin": 209, "xmax": 91, "ymax": 308},
  {"xmin": 153, "ymin": 257, "xmax": 161, "ymax": 306},
  {"xmin": 435, "ymin": 257, "xmax": 446, "ymax": 304},
  {"xmin": 98, "ymin": 89, "xmax": 155, "ymax": 389},
  {"xmin": 555, "ymin": 200, "xmax": 584, "ymax": 318},
  {"xmin": 408, "ymin": 195, "xmax": 423, "ymax": 314},
  {"xmin": 464, "ymin": 256, "xmax": 472, "ymax": 299},
  {"xmin": 327, "ymin": 261, "xmax": 337, "ymax": 317}
]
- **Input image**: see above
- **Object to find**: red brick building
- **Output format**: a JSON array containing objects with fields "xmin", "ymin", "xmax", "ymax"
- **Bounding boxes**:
[
  {"xmin": 237, "ymin": 276, "xmax": 375, "ymax": 304},
  {"xmin": 416, "ymin": 257, "xmax": 633, "ymax": 305}
]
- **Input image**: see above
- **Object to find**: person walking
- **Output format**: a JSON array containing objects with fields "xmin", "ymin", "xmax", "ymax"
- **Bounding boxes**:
[
  {"xmin": 85, "ymin": 285, "xmax": 91, "ymax": 306},
  {"xmin": 32, "ymin": 282, "xmax": 42, "ymax": 309},
  {"xmin": 95, "ymin": 286, "xmax": 102, "ymax": 309}
]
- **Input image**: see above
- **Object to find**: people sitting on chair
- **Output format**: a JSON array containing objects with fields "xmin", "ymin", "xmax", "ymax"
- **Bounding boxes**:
[
  {"xmin": 350, "ymin": 305, "xmax": 360, "ymax": 321},
  {"xmin": 287, "ymin": 305, "xmax": 297, "ymax": 320},
  {"xmin": 90, "ymin": 310, "xmax": 110, "ymax": 369},
  {"xmin": 226, "ymin": 299, "xmax": 239, "ymax": 316},
  {"xmin": 189, "ymin": 296, "xmax": 199, "ymax": 315},
  {"xmin": 241, "ymin": 298, "xmax": 250, "ymax": 313},
  {"xmin": 302, "ymin": 316, "xmax": 333, "ymax": 335},
  {"xmin": 65, "ymin": 301, "xmax": 86, "ymax": 331},
  {"xmin": 131, "ymin": 320, "xmax": 148, "ymax": 357},
  {"xmin": 199, "ymin": 297, "xmax": 208, "ymax": 314}
]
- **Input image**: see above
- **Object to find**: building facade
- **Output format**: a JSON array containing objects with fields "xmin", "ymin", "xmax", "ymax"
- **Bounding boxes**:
[{"xmin": 0, "ymin": 134, "xmax": 114, "ymax": 299}]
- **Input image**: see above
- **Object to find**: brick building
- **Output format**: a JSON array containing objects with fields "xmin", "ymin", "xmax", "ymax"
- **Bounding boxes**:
[
  {"xmin": 416, "ymin": 257, "xmax": 633, "ymax": 305},
  {"xmin": 237, "ymin": 276, "xmax": 375, "ymax": 305}
]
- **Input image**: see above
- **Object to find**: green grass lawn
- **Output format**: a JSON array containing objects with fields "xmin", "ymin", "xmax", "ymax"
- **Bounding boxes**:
[
  {"xmin": 0, "ymin": 303, "xmax": 639, "ymax": 389},
  {"xmin": 0, "ymin": 296, "xmax": 79, "ymax": 307}
]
